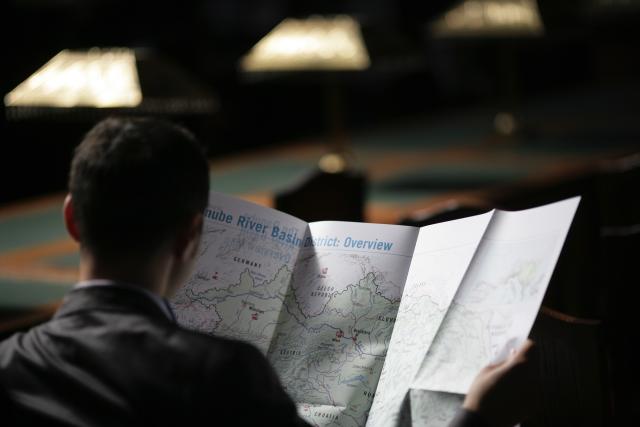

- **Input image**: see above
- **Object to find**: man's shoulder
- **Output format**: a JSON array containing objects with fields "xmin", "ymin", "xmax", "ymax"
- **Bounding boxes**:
[
  {"xmin": 0, "ymin": 311, "xmax": 307, "ymax": 426},
  {"xmin": 0, "ymin": 308, "xmax": 264, "ymax": 376}
]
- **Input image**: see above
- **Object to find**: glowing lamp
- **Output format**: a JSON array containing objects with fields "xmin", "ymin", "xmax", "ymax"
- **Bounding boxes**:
[
  {"xmin": 430, "ymin": 0, "xmax": 544, "ymax": 37},
  {"xmin": 4, "ymin": 48, "xmax": 142, "ymax": 109},
  {"xmin": 240, "ymin": 15, "xmax": 370, "ymax": 72}
]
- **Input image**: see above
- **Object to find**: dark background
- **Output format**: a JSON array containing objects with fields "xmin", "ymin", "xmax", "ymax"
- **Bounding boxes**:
[{"xmin": 2, "ymin": 0, "xmax": 640, "ymax": 204}]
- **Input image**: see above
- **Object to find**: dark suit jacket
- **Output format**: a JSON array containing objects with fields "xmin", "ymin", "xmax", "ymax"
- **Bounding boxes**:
[{"xmin": 0, "ymin": 286, "xmax": 309, "ymax": 426}]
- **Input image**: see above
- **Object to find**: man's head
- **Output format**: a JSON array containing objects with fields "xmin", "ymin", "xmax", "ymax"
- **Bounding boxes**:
[{"xmin": 66, "ymin": 117, "xmax": 209, "ymax": 282}]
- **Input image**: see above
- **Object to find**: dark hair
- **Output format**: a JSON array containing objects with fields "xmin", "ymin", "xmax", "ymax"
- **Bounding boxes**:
[{"xmin": 69, "ymin": 117, "xmax": 209, "ymax": 257}]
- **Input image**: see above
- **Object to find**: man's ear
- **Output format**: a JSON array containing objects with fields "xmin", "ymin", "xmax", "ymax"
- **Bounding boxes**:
[
  {"xmin": 174, "ymin": 213, "xmax": 203, "ymax": 262},
  {"xmin": 63, "ymin": 194, "xmax": 81, "ymax": 242}
]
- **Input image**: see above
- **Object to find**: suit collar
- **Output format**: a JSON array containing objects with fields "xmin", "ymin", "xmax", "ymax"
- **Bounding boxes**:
[
  {"xmin": 73, "ymin": 280, "xmax": 174, "ymax": 321},
  {"xmin": 54, "ymin": 285, "xmax": 175, "ymax": 323}
]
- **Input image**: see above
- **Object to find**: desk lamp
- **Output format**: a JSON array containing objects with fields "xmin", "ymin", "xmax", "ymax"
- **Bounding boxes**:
[
  {"xmin": 240, "ymin": 15, "xmax": 371, "ymax": 221},
  {"xmin": 240, "ymin": 15, "xmax": 369, "ymax": 171},
  {"xmin": 429, "ymin": 0, "xmax": 544, "ymax": 138},
  {"xmin": 3, "ymin": 47, "xmax": 217, "ymax": 201}
]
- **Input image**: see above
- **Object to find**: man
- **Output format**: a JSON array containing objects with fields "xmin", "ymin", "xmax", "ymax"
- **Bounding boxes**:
[{"xmin": 0, "ymin": 117, "xmax": 536, "ymax": 426}]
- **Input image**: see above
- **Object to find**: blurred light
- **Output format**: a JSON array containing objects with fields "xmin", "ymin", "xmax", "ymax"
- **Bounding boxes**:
[
  {"xmin": 4, "ymin": 48, "xmax": 142, "ymax": 108},
  {"xmin": 240, "ymin": 15, "xmax": 370, "ymax": 72},
  {"xmin": 318, "ymin": 152, "xmax": 348, "ymax": 173},
  {"xmin": 494, "ymin": 112, "xmax": 518, "ymax": 136},
  {"xmin": 431, "ymin": 0, "xmax": 544, "ymax": 37}
]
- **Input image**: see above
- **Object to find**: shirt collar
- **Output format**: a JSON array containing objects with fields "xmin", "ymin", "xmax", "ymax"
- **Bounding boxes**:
[{"xmin": 74, "ymin": 279, "xmax": 175, "ymax": 322}]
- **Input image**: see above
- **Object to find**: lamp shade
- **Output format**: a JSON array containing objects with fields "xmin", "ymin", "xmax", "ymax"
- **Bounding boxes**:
[
  {"xmin": 430, "ymin": 0, "xmax": 545, "ymax": 37},
  {"xmin": 3, "ymin": 48, "xmax": 219, "ymax": 122},
  {"xmin": 240, "ymin": 15, "xmax": 370, "ymax": 72},
  {"xmin": 4, "ymin": 48, "xmax": 142, "ymax": 108}
]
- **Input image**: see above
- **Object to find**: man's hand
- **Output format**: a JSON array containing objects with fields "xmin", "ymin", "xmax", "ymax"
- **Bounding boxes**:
[{"xmin": 463, "ymin": 339, "xmax": 539, "ymax": 427}]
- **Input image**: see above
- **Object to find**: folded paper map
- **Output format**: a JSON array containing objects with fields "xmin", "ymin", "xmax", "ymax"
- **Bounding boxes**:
[{"xmin": 171, "ymin": 192, "xmax": 580, "ymax": 427}]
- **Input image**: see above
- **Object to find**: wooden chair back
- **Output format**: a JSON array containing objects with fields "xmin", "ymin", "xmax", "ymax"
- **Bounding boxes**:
[{"xmin": 526, "ymin": 306, "xmax": 612, "ymax": 427}]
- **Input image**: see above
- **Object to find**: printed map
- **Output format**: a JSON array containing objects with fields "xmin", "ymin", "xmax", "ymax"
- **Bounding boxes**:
[
  {"xmin": 171, "ymin": 192, "xmax": 579, "ymax": 427},
  {"xmin": 171, "ymin": 195, "xmax": 306, "ymax": 353},
  {"xmin": 366, "ymin": 213, "xmax": 493, "ymax": 427},
  {"xmin": 267, "ymin": 251, "xmax": 408, "ymax": 427},
  {"xmin": 412, "ymin": 231, "xmax": 558, "ymax": 394}
]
